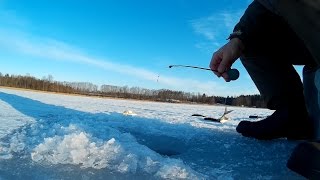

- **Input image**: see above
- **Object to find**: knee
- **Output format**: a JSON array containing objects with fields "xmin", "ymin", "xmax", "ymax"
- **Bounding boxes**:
[{"xmin": 239, "ymin": 47, "xmax": 267, "ymax": 65}]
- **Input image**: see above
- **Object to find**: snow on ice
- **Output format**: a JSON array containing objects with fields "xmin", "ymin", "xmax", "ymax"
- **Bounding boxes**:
[{"xmin": 0, "ymin": 88, "xmax": 304, "ymax": 179}]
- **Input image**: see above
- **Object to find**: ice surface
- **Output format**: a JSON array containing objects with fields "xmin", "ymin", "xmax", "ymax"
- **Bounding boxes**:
[{"xmin": 0, "ymin": 88, "xmax": 304, "ymax": 179}]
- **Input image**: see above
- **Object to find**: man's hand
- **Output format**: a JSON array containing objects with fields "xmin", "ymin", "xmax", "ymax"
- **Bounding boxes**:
[{"xmin": 210, "ymin": 38, "xmax": 244, "ymax": 82}]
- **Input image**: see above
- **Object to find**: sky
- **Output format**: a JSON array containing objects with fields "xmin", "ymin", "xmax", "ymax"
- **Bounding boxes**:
[{"xmin": 0, "ymin": 0, "xmax": 283, "ymax": 97}]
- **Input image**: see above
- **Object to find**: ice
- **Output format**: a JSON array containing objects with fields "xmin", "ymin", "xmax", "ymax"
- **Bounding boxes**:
[{"xmin": 0, "ymin": 88, "xmax": 304, "ymax": 179}]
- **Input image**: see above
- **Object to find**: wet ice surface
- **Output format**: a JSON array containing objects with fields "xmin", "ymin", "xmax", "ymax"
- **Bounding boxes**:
[{"xmin": 0, "ymin": 88, "xmax": 304, "ymax": 179}]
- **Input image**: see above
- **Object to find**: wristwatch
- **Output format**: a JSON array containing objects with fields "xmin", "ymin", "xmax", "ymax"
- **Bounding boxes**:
[{"xmin": 227, "ymin": 30, "xmax": 243, "ymax": 40}]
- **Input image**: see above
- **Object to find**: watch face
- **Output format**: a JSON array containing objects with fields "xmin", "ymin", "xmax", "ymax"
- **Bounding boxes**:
[
  {"xmin": 233, "ymin": 30, "xmax": 243, "ymax": 36},
  {"xmin": 227, "ymin": 30, "xmax": 244, "ymax": 42}
]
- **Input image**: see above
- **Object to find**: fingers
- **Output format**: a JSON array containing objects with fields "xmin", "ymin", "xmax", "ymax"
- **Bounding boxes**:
[
  {"xmin": 210, "ymin": 49, "xmax": 232, "ymax": 81},
  {"xmin": 221, "ymin": 72, "xmax": 230, "ymax": 82},
  {"xmin": 210, "ymin": 50, "xmax": 222, "ymax": 77},
  {"xmin": 210, "ymin": 39, "xmax": 243, "ymax": 82},
  {"xmin": 218, "ymin": 54, "xmax": 232, "ymax": 82},
  {"xmin": 217, "ymin": 53, "xmax": 232, "ymax": 74}
]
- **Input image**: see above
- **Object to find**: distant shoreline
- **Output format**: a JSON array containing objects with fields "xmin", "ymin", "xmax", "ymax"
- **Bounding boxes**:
[
  {"xmin": 0, "ymin": 86, "xmax": 264, "ymax": 109},
  {"xmin": 0, "ymin": 86, "xmax": 214, "ymax": 106},
  {"xmin": 0, "ymin": 73, "xmax": 267, "ymax": 108}
]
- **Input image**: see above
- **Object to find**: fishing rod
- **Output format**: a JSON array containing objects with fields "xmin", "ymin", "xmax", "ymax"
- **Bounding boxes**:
[
  {"xmin": 168, "ymin": 65, "xmax": 240, "ymax": 81},
  {"xmin": 249, "ymin": 115, "xmax": 269, "ymax": 119}
]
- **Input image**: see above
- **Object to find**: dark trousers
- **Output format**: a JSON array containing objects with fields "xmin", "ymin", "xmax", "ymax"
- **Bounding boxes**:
[
  {"xmin": 276, "ymin": 0, "xmax": 320, "ymax": 65},
  {"xmin": 240, "ymin": 8, "xmax": 318, "ymax": 110}
]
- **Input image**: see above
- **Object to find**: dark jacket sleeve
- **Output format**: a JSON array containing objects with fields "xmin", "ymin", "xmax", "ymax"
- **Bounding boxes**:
[{"xmin": 232, "ymin": 0, "xmax": 277, "ymax": 47}]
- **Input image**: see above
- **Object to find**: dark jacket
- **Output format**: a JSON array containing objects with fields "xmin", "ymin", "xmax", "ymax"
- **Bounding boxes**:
[
  {"xmin": 256, "ymin": 0, "xmax": 278, "ymax": 14},
  {"xmin": 233, "ymin": 0, "xmax": 320, "ymax": 65},
  {"xmin": 232, "ymin": 1, "xmax": 275, "ymax": 49}
]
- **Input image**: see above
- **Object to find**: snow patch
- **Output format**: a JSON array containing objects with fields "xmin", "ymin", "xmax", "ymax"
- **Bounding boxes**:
[{"xmin": 30, "ymin": 126, "xmax": 200, "ymax": 178}]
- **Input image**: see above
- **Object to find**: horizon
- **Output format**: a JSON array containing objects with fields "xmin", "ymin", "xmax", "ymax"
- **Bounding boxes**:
[
  {"xmin": 0, "ymin": 0, "xmax": 302, "ymax": 97},
  {"xmin": 0, "ymin": 71, "xmax": 263, "ymax": 98}
]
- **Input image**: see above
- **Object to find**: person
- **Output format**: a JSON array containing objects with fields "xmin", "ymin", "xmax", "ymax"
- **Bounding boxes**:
[{"xmin": 209, "ymin": 0, "xmax": 320, "ymax": 178}]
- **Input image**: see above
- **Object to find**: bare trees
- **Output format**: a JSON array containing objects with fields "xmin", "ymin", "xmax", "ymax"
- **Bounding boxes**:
[
  {"xmin": 66, "ymin": 82, "xmax": 98, "ymax": 93},
  {"xmin": 0, "ymin": 72, "xmax": 267, "ymax": 108},
  {"xmin": 233, "ymin": 95, "xmax": 267, "ymax": 107},
  {"xmin": 0, "ymin": 73, "xmax": 74, "ymax": 93}
]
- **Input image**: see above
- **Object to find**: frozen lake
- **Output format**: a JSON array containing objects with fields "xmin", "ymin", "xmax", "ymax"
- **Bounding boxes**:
[{"xmin": 0, "ymin": 88, "xmax": 304, "ymax": 179}]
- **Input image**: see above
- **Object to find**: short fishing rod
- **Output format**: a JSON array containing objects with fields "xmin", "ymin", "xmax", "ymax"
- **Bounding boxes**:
[{"xmin": 168, "ymin": 65, "xmax": 240, "ymax": 81}]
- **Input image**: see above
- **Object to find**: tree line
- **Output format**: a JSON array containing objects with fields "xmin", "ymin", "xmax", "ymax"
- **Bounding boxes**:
[{"xmin": 0, "ymin": 72, "xmax": 267, "ymax": 108}]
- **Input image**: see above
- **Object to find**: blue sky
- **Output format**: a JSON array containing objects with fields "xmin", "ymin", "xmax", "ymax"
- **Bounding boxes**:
[{"xmin": 0, "ymin": 0, "xmax": 271, "ymax": 96}]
